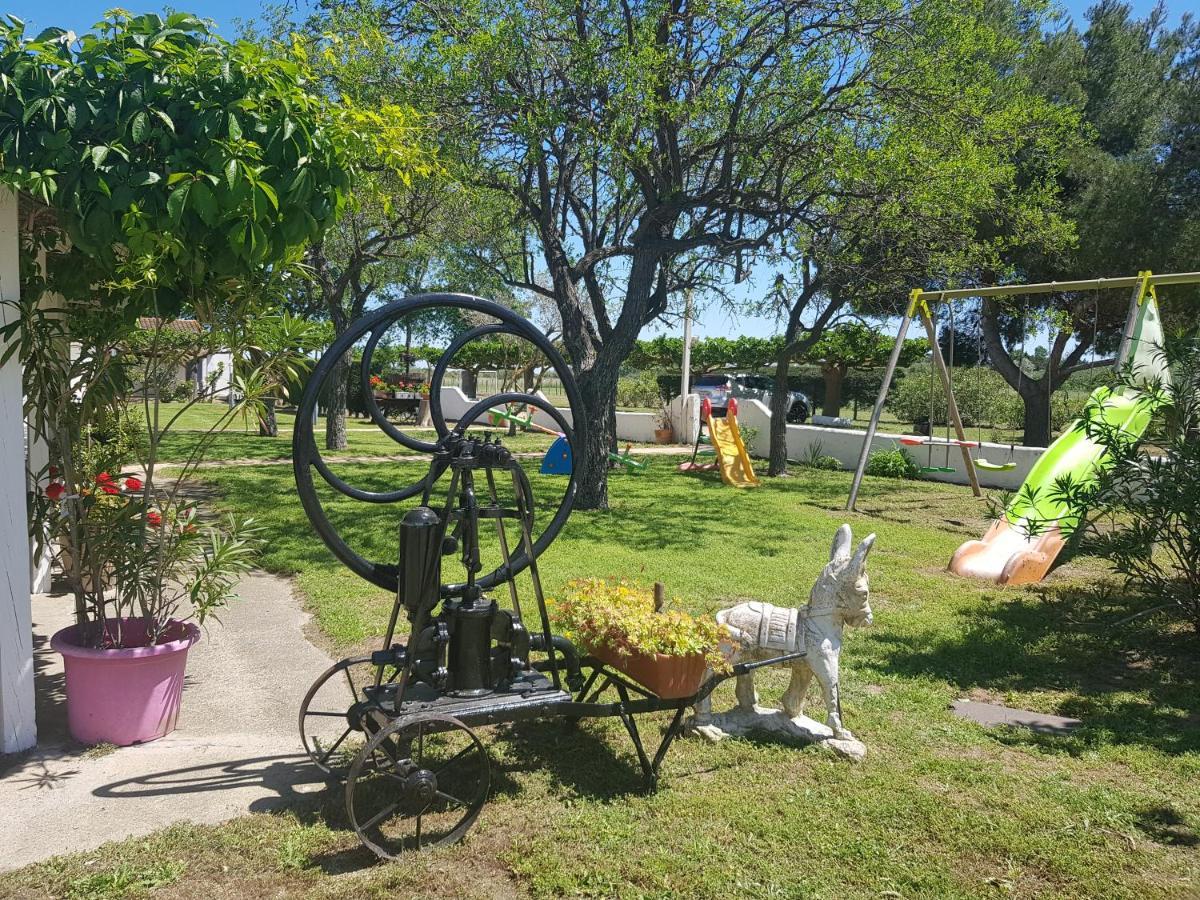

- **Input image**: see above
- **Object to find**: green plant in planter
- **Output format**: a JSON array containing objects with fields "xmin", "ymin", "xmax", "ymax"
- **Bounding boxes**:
[
  {"xmin": 13, "ymin": 309, "xmax": 321, "ymax": 646},
  {"xmin": 550, "ymin": 578, "xmax": 730, "ymax": 672}
]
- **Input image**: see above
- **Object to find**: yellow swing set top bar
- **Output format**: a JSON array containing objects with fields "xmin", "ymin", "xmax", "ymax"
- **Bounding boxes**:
[{"xmin": 906, "ymin": 269, "xmax": 1200, "ymax": 307}]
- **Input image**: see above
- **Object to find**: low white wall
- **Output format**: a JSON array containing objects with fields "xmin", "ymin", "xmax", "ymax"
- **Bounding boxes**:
[
  {"xmin": 736, "ymin": 398, "xmax": 1043, "ymax": 491},
  {"xmin": 436, "ymin": 386, "xmax": 665, "ymax": 444}
]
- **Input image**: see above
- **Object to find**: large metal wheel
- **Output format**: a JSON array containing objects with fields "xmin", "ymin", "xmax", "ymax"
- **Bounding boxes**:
[
  {"xmin": 292, "ymin": 292, "xmax": 583, "ymax": 598},
  {"xmin": 346, "ymin": 713, "xmax": 490, "ymax": 859},
  {"xmin": 299, "ymin": 656, "xmax": 397, "ymax": 778}
]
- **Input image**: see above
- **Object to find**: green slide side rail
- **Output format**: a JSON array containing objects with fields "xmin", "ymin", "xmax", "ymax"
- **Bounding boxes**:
[{"xmin": 1005, "ymin": 385, "xmax": 1158, "ymax": 533}]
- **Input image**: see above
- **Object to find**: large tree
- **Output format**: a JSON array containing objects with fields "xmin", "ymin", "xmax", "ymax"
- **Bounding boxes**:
[
  {"xmin": 267, "ymin": 7, "xmax": 523, "ymax": 449},
  {"xmin": 383, "ymin": 0, "xmax": 1075, "ymax": 507},
  {"xmin": 978, "ymin": 1, "xmax": 1200, "ymax": 446}
]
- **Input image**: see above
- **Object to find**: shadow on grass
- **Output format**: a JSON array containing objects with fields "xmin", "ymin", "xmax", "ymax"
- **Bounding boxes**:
[{"xmin": 875, "ymin": 581, "xmax": 1200, "ymax": 756}]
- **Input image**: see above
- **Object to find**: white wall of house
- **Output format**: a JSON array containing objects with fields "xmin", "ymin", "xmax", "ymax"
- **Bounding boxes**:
[
  {"xmin": 181, "ymin": 350, "xmax": 233, "ymax": 399},
  {"xmin": 0, "ymin": 188, "xmax": 36, "ymax": 753}
]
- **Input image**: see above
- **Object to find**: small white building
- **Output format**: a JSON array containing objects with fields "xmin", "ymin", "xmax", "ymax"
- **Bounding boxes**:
[{"xmin": 136, "ymin": 318, "xmax": 234, "ymax": 401}]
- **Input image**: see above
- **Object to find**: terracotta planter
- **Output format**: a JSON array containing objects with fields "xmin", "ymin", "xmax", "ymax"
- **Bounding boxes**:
[
  {"xmin": 50, "ymin": 618, "xmax": 200, "ymax": 746},
  {"xmin": 591, "ymin": 643, "xmax": 707, "ymax": 699},
  {"xmin": 654, "ymin": 427, "xmax": 674, "ymax": 445}
]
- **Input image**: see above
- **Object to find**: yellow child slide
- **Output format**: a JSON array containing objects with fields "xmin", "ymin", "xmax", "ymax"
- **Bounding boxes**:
[{"xmin": 706, "ymin": 399, "xmax": 760, "ymax": 488}]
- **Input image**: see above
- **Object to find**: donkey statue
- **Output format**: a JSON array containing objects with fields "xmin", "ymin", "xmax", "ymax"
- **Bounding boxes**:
[{"xmin": 691, "ymin": 524, "xmax": 876, "ymax": 747}]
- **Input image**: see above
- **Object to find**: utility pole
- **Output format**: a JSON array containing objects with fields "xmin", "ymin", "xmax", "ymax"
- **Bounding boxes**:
[{"xmin": 680, "ymin": 290, "xmax": 693, "ymax": 399}]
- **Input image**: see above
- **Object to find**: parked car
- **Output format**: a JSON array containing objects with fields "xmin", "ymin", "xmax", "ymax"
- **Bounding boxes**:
[{"xmin": 692, "ymin": 373, "xmax": 810, "ymax": 423}]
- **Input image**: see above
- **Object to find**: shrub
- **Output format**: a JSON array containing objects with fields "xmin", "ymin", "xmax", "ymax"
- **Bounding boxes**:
[
  {"xmin": 1031, "ymin": 342, "xmax": 1200, "ymax": 631},
  {"xmin": 800, "ymin": 441, "xmax": 841, "ymax": 470},
  {"xmin": 889, "ymin": 364, "xmax": 1023, "ymax": 429},
  {"xmin": 864, "ymin": 447, "xmax": 919, "ymax": 479},
  {"xmin": 550, "ymin": 578, "xmax": 730, "ymax": 670},
  {"xmin": 617, "ymin": 371, "xmax": 663, "ymax": 408}
]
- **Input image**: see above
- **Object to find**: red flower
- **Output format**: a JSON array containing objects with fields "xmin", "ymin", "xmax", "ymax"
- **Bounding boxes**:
[
  {"xmin": 184, "ymin": 523, "xmax": 197, "ymax": 534},
  {"xmin": 124, "ymin": 477, "xmax": 143, "ymax": 492},
  {"xmin": 45, "ymin": 483, "xmax": 65, "ymax": 501},
  {"xmin": 95, "ymin": 472, "xmax": 113, "ymax": 484},
  {"xmin": 100, "ymin": 483, "xmax": 119, "ymax": 495},
  {"xmin": 146, "ymin": 510, "xmax": 162, "ymax": 527}
]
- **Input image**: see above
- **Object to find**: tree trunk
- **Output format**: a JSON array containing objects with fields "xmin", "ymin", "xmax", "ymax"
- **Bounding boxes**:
[
  {"xmin": 325, "ymin": 349, "xmax": 350, "ymax": 451},
  {"xmin": 768, "ymin": 360, "xmax": 791, "ymax": 476},
  {"xmin": 257, "ymin": 397, "xmax": 278, "ymax": 437},
  {"xmin": 821, "ymin": 364, "xmax": 846, "ymax": 417},
  {"xmin": 574, "ymin": 365, "xmax": 617, "ymax": 509},
  {"xmin": 1021, "ymin": 383, "xmax": 1052, "ymax": 447}
]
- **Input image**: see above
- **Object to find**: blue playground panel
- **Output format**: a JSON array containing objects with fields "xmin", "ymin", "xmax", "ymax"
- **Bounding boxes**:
[{"xmin": 540, "ymin": 435, "xmax": 572, "ymax": 475}]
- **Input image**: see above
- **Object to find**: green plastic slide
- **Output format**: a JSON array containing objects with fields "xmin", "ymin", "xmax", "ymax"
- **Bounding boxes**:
[
  {"xmin": 1004, "ymin": 385, "xmax": 1156, "ymax": 533},
  {"xmin": 950, "ymin": 290, "xmax": 1168, "ymax": 584}
]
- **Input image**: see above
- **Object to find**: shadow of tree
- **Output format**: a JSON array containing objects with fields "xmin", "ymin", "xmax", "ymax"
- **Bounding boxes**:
[{"xmin": 873, "ymin": 581, "xmax": 1200, "ymax": 756}]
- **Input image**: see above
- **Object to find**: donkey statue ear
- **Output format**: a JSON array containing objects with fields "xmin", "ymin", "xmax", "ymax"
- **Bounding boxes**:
[
  {"xmin": 850, "ymin": 533, "xmax": 877, "ymax": 574},
  {"xmin": 830, "ymin": 524, "xmax": 853, "ymax": 562}
]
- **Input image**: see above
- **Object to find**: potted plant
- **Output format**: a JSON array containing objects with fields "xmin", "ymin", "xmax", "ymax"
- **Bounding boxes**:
[
  {"xmin": 370, "ymin": 374, "xmax": 387, "ymax": 397},
  {"xmin": 654, "ymin": 403, "xmax": 675, "ymax": 444},
  {"xmin": 13, "ymin": 308, "xmax": 313, "ymax": 745},
  {"xmin": 551, "ymin": 579, "xmax": 731, "ymax": 699}
]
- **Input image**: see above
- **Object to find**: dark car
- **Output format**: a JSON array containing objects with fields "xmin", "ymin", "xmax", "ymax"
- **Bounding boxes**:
[{"xmin": 692, "ymin": 373, "xmax": 810, "ymax": 423}]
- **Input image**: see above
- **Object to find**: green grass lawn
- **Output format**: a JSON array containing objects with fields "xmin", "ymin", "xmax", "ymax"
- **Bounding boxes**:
[{"xmin": 6, "ymin": 458, "xmax": 1198, "ymax": 898}]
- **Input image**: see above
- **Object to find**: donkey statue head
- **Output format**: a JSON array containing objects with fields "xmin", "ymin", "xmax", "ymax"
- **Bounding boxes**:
[{"xmin": 810, "ymin": 524, "xmax": 876, "ymax": 628}]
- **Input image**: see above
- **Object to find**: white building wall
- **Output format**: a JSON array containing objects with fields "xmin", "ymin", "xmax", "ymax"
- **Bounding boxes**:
[{"xmin": 0, "ymin": 188, "xmax": 36, "ymax": 752}]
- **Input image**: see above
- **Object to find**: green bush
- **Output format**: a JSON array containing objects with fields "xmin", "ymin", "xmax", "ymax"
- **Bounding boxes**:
[
  {"xmin": 864, "ymin": 447, "xmax": 919, "ymax": 479},
  {"xmin": 800, "ymin": 441, "xmax": 842, "ymax": 470},
  {"xmin": 617, "ymin": 372, "xmax": 663, "ymax": 408},
  {"xmin": 889, "ymin": 364, "xmax": 1023, "ymax": 428},
  {"xmin": 1026, "ymin": 341, "xmax": 1200, "ymax": 631}
]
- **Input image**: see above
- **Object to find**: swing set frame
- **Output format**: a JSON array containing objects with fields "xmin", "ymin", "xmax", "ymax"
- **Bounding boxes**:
[{"xmin": 845, "ymin": 269, "xmax": 1200, "ymax": 512}]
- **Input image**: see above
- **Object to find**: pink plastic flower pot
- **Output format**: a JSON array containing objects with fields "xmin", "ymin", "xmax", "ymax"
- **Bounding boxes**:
[{"xmin": 50, "ymin": 618, "xmax": 200, "ymax": 746}]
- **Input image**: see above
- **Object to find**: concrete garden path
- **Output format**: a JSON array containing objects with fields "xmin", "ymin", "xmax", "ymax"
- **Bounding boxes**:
[{"xmin": 0, "ymin": 573, "xmax": 336, "ymax": 872}]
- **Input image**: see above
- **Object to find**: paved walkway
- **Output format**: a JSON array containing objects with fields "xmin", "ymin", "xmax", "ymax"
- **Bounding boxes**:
[{"xmin": 0, "ymin": 574, "xmax": 336, "ymax": 872}]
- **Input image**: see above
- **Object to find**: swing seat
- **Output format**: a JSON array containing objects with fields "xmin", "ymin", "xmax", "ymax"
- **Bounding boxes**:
[
  {"xmin": 898, "ymin": 436, "xmax": 926, "ymax": 446},
  {"xmin": 975, "ymin": 458, "xmax": 1017, "ymax": 472},
  {"xmin": 920, "ymin": 465, "xmax": 956, "ymax": 474}
]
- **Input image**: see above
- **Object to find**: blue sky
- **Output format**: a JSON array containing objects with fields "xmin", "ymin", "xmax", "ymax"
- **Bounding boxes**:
[{"xmin": 3, "ymin": 0, "xmax": 1186, "ymax": 341}]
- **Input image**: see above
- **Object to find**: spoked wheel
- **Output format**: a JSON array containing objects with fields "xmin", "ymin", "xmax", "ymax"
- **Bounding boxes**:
[
  {"xmin": 299, "ymin": 656, "xmax": 398, "ymax": 778},
  {"xmin": 346, "ymin": 713, "xmax": 490, "ymax": 859}
]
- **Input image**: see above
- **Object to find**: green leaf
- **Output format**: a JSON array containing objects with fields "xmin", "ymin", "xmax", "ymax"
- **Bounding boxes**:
[
  {"xmin": 132, "ymin": 171, "xmax": 161, "ymax": 186},
  {"xmin": 90, "ymin": 145, "xmax": 109, "ymax": 169},
  {"xmin": 227, "ymin": 112, "xmax": 242, "ymax": 141},
  {"xmin": 191, "ymin": 179, "xmax": 219, "ymax": 225},
  {"xmin": 130, "ymin": 110, "xmax": 148, "ymax": 142},
  {"xmin": 224, "ymin": 158, "xmax": 238, "ymax": 190},
  {"xmin": 152, "ymin": 109, "xmax": 175, "ymax": 133},
  {"xmin": 167, "ymin": 182, "xmax": 190, "ymax": 222},
  {"xmin": 256, "ymin": 180, "xmax": 279, "ymax": 211}
]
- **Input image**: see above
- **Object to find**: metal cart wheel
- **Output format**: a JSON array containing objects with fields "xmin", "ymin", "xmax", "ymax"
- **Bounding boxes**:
[
  {"xmin": 298, "ymin": 656, "xmax": 398, "ymax": 778},
  {"xmin": 346, "ymin": 713, "xmax": 490, "ymax": 859}
]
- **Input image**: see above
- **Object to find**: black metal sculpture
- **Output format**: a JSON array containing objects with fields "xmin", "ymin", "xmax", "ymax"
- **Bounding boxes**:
[{"xmin": 293, "ymin": 294, "xmax": 804, "ymax": 860}]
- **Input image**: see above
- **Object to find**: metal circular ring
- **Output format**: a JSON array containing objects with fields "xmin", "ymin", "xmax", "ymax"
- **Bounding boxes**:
[{"xmin": 293, "ymin": 293, "xmax": 582, "ymax": 593}]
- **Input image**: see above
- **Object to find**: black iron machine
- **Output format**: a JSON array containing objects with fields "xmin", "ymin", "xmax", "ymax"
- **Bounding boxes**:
[{"xmin": 293, "ymin": 294, "xmax": 802, "ymax": 859}]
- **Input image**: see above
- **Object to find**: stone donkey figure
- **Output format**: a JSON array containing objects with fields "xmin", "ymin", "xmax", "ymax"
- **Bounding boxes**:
[{"xmin": 692, "ymin": 524, "xmax": 876, "ymax": 743}]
